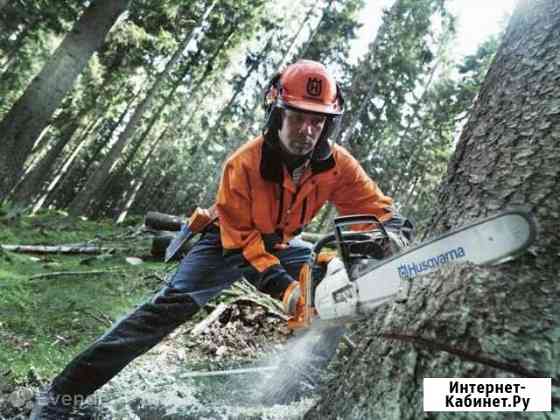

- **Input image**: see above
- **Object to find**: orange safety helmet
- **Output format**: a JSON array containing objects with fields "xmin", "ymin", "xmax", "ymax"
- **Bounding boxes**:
[
  {"xmin": 266, "ymin": 60, "xmax": 343, "ymax": 115},
  {"xmin": 263, "ymin": 60, "xmax": 345, "ymax": 159}
]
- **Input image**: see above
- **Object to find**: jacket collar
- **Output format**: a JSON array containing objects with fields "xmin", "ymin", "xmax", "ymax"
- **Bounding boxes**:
[{"xmin": 260, "ymin": 131, "xmax": 335, "ymax": 183}]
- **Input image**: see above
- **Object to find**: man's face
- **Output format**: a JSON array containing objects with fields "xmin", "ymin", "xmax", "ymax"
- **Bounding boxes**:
[{"xmin": 278, "ymin": 108, "xmax": 327, "ymax": 156}]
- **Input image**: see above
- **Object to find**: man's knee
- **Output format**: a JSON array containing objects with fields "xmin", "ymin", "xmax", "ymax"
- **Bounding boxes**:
[{"xmin": 151, "ymin": 286, "xmax": 199, "ymax": 307}]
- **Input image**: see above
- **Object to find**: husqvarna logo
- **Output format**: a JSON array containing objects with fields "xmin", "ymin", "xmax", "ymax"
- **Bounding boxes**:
[
  {"xmin": 398, "ymin": 246, "xmax": 466, "ymax": 279},
  {"xmin": 306, "ymin": 78, "xmax": 322, "ymax": 96}
]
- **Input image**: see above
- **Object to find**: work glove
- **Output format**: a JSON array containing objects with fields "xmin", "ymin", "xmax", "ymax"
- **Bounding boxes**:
[
  {"xmin": 282, "ymin": 264, "xmax": 315, "ymax": 330},
  {"xmin": 282, "ymin": 281, "xmax": 302, "ymax": 316},
  {"xmin": 258, "ymin": 265, "xmax": 296, "ymax": 300}
]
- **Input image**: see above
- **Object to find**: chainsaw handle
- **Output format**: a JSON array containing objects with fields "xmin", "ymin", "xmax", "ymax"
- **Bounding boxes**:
[
  {"xmin": 333, "ymin": 214, "xmax": 381, "ymax": 228},
  {"xmin": 333, "ymin": 214, "xmax": 388, "ymax": 280},
  {"xmin": 312, "ymin": 232, "xmax": 372, "ymax": 255}
]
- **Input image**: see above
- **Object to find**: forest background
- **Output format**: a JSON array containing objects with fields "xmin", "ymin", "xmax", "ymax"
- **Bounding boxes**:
[
  {"xmin": 3, "ymin": 1, "xmax": 560, "ymax": 418},
  {"xmin": 0, "ymin": 0, "xmax": 511, "ymax": 230}
]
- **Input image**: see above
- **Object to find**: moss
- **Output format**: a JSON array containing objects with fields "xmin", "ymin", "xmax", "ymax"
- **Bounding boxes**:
[{"xmin": 0, "ymin": 210, "xmax": 164, "ymax": 382}]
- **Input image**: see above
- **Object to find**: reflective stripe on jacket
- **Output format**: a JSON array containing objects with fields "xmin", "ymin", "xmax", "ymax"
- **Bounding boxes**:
[{"xmin": 216, "ymin": 135, "xmax": 393, "ymax": 273}]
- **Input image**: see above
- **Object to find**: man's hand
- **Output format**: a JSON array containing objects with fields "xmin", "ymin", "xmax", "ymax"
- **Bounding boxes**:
[
  {"xmin": 283, "ymin": 264, "xmax": 316, "ymax": 330},
  {"xmin": 258, "ymin": 266, "xmax": 296, "ymax": 300},
  {"xmin": 282, "ymin": 282, "xmax": 302, "ymax": 316}
]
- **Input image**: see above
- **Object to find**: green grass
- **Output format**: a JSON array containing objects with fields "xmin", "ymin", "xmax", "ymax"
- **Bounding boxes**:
[{"xmin": 0, "ymin": 208, "xmax": 168, "ymax": 383}]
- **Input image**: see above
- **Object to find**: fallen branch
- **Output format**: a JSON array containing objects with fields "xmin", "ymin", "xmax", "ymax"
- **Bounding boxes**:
[
  {"xmin": 221, "ymin": 280, "xmax": 288, "ymax": 320},
  {"xmin": 1, "ymin": 244, "xmax": 114, "ymax": 255},
  {"xmin": 29, "ymin": 270, "xmax": 124, "ymax": 280},
  {"xmin": 191, "ymin": 303, "xmax": 229, "ymax": 336},
  {"xmin": 82, "ymin": 309, "xmax": 113, "ymax": 327},
  {"xmin": 145, "ymin": 212, "xmax": 184, "ymax": 231},
  {"xmin": 231, "ymin": 295, "xmax": 289, "ymax": 321}
]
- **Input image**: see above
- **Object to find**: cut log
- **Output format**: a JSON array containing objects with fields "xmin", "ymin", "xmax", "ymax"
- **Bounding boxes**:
[
  {"xmin": 144, "ymin": 211, "xmax": 184, "ymax": 231},
  {"xmin": 1, "ymin": 244, "xmax": 114, "ymax": 255},
  {"xmin": 29, "ymin": 270, "xmax": 123, "ymax": 280},
  {"xmin": 144, "ymin": 212, "xmax": 323, "ymax": 242},
  {"xmin": 145, "ymin": 211, "xmax": 324, "ymax": 261}
]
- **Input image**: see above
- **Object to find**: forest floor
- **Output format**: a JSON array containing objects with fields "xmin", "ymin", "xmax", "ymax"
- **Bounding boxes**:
[{"xmin": 0, "ymin": 208, "xmax": 340, "ymax": 419}]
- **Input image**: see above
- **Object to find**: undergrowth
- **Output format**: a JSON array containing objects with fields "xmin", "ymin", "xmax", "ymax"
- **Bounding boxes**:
[{"xmin": 0, "ymin": 208, "xmax": 168, "ymax": 384}]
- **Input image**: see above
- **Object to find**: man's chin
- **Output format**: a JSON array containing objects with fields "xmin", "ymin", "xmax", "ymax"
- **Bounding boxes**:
[{"xmin": 289, "ymin": 145, "xmax": 313, "ymax": 155}]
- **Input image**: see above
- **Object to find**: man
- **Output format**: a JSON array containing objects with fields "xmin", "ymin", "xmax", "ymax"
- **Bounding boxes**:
[{"xmin": 31, "ymin": 59, "xmax": 411, "ymax": 419}]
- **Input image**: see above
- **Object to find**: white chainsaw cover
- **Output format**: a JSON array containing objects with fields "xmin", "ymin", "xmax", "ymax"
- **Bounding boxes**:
[
  {"xmin": 314, "ymin": 210, "xmax": 535, "ymax": 321},
  {"xmin": 314, "ymin": 257, "xmax": 359, "ymax": 321}
]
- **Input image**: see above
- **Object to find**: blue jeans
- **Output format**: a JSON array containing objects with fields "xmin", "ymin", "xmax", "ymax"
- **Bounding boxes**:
[
  {"xmin": 52, "ymin": 227, "xmax": 313, "ymax": 399},
  {"xmin": 165, "ymin": 228, "xmax": 313, "ymax": 306}
]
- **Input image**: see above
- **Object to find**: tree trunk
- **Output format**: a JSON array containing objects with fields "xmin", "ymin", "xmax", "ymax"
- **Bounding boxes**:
[
  {"xmin": 10, "ymin": 120, "xmax": 81, "ymax": 204},
  {"xmin": 31, "ymin": 119, "xmax": 98, "ymax": 214},
  {"xmin": 337, "ymin": 0, "xmax": 402, "ymax": 149},
  {"xmin": 66, "ymin": 12, "xmax": 212, "ymax": 216},
  {"xmin": 0, "ymin": 0, "xmax": 130, "ymax": 200},
  {"xmin": 115, "ymin": 134, "xmax": 164, "ymax": 223},
  {"xmin": 105, "ymin": 54, "xmax": 196, "ymax": 197},
  {"xmin": 386, "ymin": 59, "xmax": 441, "ymax": 198},
  {"xmin": 0, "ymin": 24, "xmax": 31, "ymax": 73},
  {"xmin": 306, "ymin": 0, "xmax": 560, "ymax": 418},
  {"xmin": 296, "ymin": 0, "xmax": 335, "ymax": 59}
]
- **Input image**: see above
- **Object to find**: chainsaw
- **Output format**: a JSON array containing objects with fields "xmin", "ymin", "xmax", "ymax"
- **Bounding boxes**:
[{"xmin": 287, "ymin": 209, "xmax": 537, "ymax": 330}]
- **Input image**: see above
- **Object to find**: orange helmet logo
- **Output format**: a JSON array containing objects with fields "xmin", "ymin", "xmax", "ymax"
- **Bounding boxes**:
[{"xmin": 306, "ymin": 78, "xmax": 322, "ymax": 97}]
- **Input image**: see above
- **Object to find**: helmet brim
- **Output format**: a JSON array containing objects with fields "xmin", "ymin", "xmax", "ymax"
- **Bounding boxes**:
[{"xmin": 277, "ymin": 99, "xmax": 342, "ymax": 116}]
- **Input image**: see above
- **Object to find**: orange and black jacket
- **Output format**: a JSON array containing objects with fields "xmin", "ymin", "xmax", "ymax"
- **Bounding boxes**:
[{"xmin": 215, "ymin": 135, "xmax": 393, "ymax": 286}]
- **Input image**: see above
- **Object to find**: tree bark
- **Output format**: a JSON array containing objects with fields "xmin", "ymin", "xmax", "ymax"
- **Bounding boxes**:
[
  {"xmin": 306, "ymin": 0, "xmax": 560, "ymax": 418},
  {"xmin": 0, "ymin": 0, "xmax": 130, "ymax": 200}
]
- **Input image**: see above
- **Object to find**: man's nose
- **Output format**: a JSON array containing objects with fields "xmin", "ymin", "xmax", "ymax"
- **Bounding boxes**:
[{"xmin": 299, "ymin": 119, "xmax": 315, "ymax": 135}]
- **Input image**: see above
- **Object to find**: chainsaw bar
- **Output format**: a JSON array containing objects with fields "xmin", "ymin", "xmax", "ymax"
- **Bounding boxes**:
[
  {"xmin": 164, "ymin": 224, "xmax": 194, "ymax": 263},
  {"xmin": 314, "ymin": 209, "xmax": 537, "ymax": 321}
]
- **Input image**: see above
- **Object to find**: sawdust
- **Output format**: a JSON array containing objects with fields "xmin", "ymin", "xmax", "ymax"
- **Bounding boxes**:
[{"xmin": 2, "ymin": 300, "xmax": 319, "ymax": 419}]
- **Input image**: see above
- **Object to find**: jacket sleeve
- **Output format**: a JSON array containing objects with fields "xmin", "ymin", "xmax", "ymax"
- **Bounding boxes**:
[
  {"xmin": 329, "ymin": 150, "xmax": 394, "ymax": 225},
  {"xmin": 215, "ymin": 158, "xmax": 281, "ymax": 273}
]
